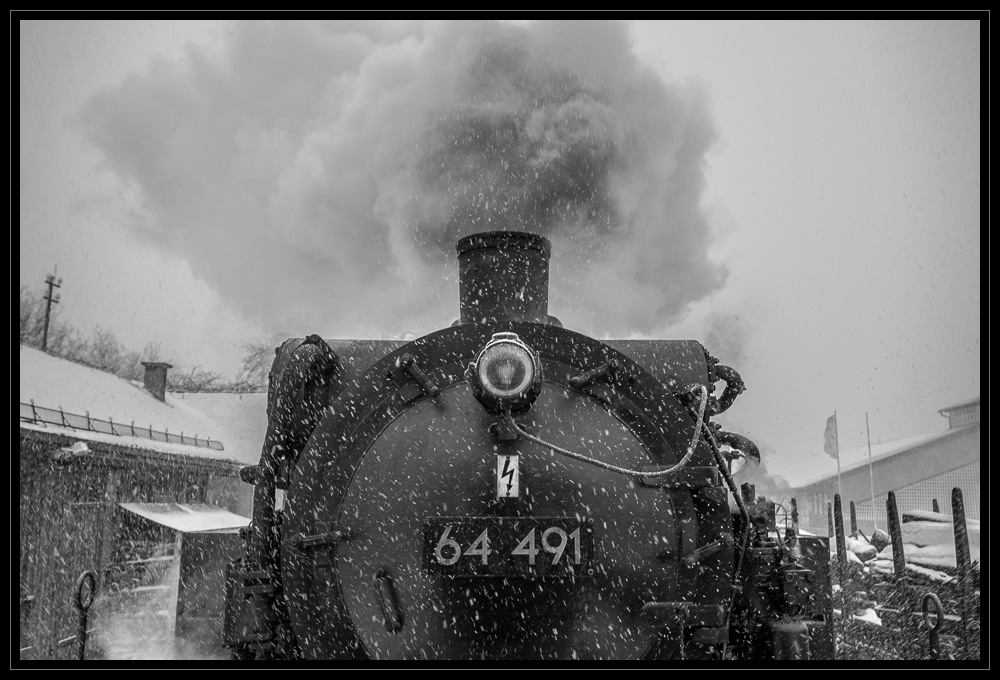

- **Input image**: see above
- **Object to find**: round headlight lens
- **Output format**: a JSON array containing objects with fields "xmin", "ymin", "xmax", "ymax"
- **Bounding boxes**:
[
  {"xmin": 470, "ymin": 333, "xmax": 541, "ymax": 412},
  {"xmin": 478, "ymin": 342, "xmax": 534, "ymax": 398}
]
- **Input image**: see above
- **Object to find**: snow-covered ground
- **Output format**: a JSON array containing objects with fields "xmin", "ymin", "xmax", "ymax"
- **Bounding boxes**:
[{"xmin": 833, "ymin": 512, "xmax": 981, "ymax": 579}]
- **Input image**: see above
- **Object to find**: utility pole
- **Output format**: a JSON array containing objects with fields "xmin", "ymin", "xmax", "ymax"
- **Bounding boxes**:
[{"xmin": 42, "ymin": 272, "xmax": 62, "ymax": 352}]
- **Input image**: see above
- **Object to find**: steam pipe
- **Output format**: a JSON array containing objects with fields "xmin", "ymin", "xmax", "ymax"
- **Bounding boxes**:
[{"xmin": 712, "ymin": 364, "xmax": 745, "ymax": 415}]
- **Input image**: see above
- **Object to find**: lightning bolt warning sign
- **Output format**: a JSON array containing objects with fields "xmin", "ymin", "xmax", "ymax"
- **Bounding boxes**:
[{"xmin": 496, "ymin": 455, "xmax": 519, "ymax": 498}]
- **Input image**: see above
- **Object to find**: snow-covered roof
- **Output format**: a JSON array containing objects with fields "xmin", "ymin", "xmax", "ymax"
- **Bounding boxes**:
[
  {"xmin": 938, "ymin": 396, "xmax": 980, "ymax": 413},
  {"xmin": 19, "ymin": 346, "xmax": 242, "ymax": 462},
  {"xmin": 170, "ymin": 392, "xmax": 267, "ymax": 465},
  {"xmin": 787, "ymin": 426, "xmax": 977, "ymax": 488},
  {"xmin": 118, "ymin": 502, "xmax": 250, "ymax": 533},
  {"xmin": 19, "ymin": 420, "xmax": 237, "ymax": 462}
]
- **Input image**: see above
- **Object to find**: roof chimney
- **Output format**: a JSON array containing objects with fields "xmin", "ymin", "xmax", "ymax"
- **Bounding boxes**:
[
  {"xmin": 141, "ymin": 361, "xmax": 172, "ymax": 402},
  {"xmin": 456, "ymin": 231, "xmax": 559, "ymax": 326}
]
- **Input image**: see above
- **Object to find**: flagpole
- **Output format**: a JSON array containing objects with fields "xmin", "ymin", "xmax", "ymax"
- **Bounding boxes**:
[
  {"xmin": 866, "ymin": 411, "xmax": 878, "ymax": 530},
  {"xmin": 835, "ymin": 410, "xmax": 842, "ymax": 500}
]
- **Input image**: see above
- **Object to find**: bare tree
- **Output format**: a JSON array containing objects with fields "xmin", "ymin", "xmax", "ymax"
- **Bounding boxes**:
[
  {"xmin": 20, "ymin": 285, "xmax": 84, "ymax": 358},
  {"xmin": 19, "ymin": 285, "xmax": 44, "ymax": 345},
  {"xmin": 235, "ymin": 333, "xmax": 284, "ymax": 391},
  {"xmin": 87, "ymin": 326, "xmax": 126, "ymax": 374},
  {"xmin": 168, "ymin": 365, "xmax": 223, "ymax": 393},
  {"xmin": 21, "ymin": 284, "xmax": 278, "ymax": 393}
]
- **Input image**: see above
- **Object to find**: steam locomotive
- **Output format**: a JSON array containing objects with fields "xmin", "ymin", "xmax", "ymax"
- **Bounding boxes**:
[{"xmin": 223, "ymin": 231, "xmax": 834, "ymax": 661}]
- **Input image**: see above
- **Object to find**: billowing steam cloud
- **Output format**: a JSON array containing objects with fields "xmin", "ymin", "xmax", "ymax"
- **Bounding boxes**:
[{"xmin": 81, "ymin": 20, "xmax": 725, "ymax": 337}]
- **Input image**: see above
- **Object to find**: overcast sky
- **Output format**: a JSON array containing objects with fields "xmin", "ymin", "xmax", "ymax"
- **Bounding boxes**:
[{"xmin": 18, "ymin": 18, "xmax": 981, "ymax": 487}]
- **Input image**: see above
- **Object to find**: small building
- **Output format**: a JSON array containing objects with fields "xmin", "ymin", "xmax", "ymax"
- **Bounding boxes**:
[
  {"xmin": 98, "ymin": 502, "xmax": 250, "ymax": 660},
  {"xmin": 787, "ymin": 397, "xmax": 981, "ymax": 538},
  {"xmin": 18, "ymin": 347, "xmax": 253, "ymax": 661}
]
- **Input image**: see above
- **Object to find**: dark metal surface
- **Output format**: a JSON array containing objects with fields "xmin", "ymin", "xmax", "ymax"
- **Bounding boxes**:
[
  {"xmin": 321, "ymin": 337, "xmax": 713, "ymax": 398},
  {"xmin": 456, "ymin": 231, "xmax": 552, "ymax": 325},
  {"xmin": 922, "ymin": 592, "xmax": 944, "ymax": 660},
  {"xmin": 401, "ymin": 354, "xmax": 442, "ymax": 398},
  {"xmin": 833, "ymin": 494, "xmax": 847, "ymax": 590},
  {"xmin": 280, "ymin": 321, "xmax": 729, "ymax": 660},
  {"xmin": 796, "ymin": 536, "xmax": 835, "ymax": 660}
]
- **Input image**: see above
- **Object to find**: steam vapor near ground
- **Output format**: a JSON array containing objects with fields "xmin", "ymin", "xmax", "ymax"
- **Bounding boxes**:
[{"xmin": 82, "ymin": 20, "xmax": 725, "ymax": 338}]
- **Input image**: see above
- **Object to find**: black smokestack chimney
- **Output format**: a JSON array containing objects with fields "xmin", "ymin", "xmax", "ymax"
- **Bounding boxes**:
[
  {"xmin": 456, "ymin": 231, "xmax": 556, "ymax": 326},
  {"xmin": 141, "ymin": 361, "xmax": 172, "ymax": 402}
]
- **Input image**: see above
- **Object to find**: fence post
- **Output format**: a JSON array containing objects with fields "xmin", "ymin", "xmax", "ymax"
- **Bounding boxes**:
[
  {"xmin": 886, "ymin": 491, "xmax": 906, "ymax": 579},
  {"xmin": 849, "ymin": 500, "xmax": 858, "ymax": 535},
  {"xmin": 952, "ymin": 487, "xmax": 972, "ymax": 658},
  {"xmin": 932, "ymin": 498, "xmax": 940, "ymax": 513},
  {"xmin": 834, "ymin": 493, "xmax": 850, "ymax": 618}
]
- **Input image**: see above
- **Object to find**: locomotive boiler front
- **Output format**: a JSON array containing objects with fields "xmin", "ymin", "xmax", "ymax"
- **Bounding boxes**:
[
  {"xmin": 224, "ymin": 231, "xmax": 831, "ymax": 662},
  {"xmin": 271, "ymin": 232, "xmax": 732, "ymax": 660}
]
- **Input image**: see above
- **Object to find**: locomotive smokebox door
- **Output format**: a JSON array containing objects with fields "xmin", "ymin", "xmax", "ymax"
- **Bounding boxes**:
[
  {"xmin": 280, "ymin": 320, "xmax": 732, "ymax": 660},
  {"xmin": 261, "ymin": 231, "xmax": 777, "ymax": 661}
]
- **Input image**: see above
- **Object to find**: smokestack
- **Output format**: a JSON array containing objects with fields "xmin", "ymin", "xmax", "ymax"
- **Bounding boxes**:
[
  {"xmin": 456, "ymin": 231, "xmax": 556, "ymax": 326},
  {"xmin": 141, "ymin": 361, "xmax": 172, "ymax": 402}
]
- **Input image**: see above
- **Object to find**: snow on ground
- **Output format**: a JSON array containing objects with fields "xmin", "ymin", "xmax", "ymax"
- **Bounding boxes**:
[
  {"xmin": 830, "ymin": 513, "xmax": 981, "ymax": 580},
  {"xmin": 852, "ymin": 608, "xmax": 883, "ymax": 626}
]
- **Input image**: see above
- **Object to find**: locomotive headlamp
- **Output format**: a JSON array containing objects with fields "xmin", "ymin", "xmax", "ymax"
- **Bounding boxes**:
[{"xmin": 469, "ymin": 332, "xmax": 541, "ymax": 413}]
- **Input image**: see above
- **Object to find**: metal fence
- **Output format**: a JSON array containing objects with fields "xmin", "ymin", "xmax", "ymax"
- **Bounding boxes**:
[
  {"xmin": 19, "ymin": 402, "xmax": 224, "ymax": 451},
  {"xmin": 822, "ymin": 487, "xmax": 980, "ymax": 661}
]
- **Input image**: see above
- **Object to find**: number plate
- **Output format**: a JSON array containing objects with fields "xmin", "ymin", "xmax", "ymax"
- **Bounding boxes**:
[{"xmin": 423, "ymin": 516, "xmax": 594, "ymax": 578}]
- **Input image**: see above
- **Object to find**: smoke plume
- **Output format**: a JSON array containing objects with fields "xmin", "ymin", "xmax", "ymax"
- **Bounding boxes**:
[{"xmin": 81, "ymin": 20, "xmax": 725, "ymax": 337}]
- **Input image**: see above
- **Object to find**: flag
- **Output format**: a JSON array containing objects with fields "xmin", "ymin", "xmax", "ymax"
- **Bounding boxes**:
[{"xmin": 824, "ymin": 413, "xmax": 839, "ymax": 459}]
